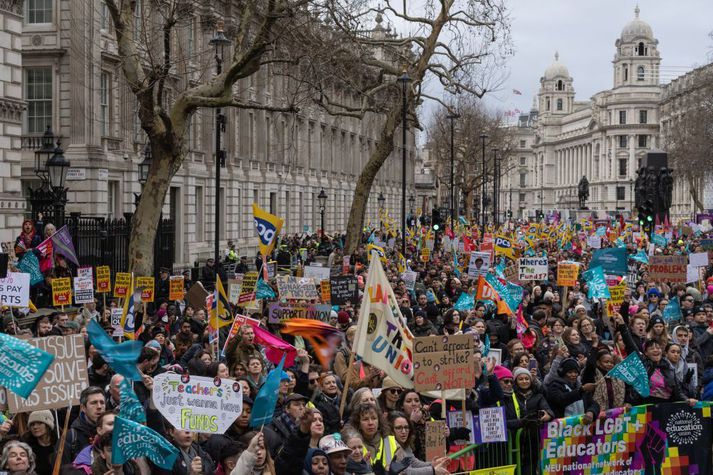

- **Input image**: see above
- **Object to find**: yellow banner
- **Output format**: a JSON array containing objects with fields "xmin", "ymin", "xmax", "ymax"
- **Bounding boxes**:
[{"xmin": 469, "ymin": 465, "xmax": 516, "ymax": 475}]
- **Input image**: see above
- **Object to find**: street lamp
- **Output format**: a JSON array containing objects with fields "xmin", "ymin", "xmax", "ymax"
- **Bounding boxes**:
[
  {"xmin": 479, "ymin": 133, "xmax": 488, "ymax": 228},
  {"xmin": 135, "ymin": 144, "xmax": 153, "ymax": 208},
  {"xmin": 210, "ymin": 20, "xmax": 232, "ymax": 275},
  {"xmin": 492, "ymin": 148, "xmax": 499, "ymax": 227},
  {"xmin": 318, "ymin": 189, "xmax": 327, "ymax": 235},
  {"xmin": 447, "ymin": 113, "xmax": 459, "ymax": 226},
  {"xmin": 45, "ymin": 140, "xmax": 70, "ymax": 226},
  {"xmin": 377, "ymin": 192, "xmax": 385, "ymax": 229},
  {"xmin": 398, "ymin": 70, "xmax": 411, "ymax": 255},
  {"xmin": 34, "ymin": 126, "xmax": 55, "ymax": 184}
]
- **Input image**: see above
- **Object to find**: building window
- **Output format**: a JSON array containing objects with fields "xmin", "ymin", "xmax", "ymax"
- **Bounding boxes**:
[
  {"xmin": 100, "ymin": 2, "xmax": 108, "ymax": 30},
  {"xmin": 107, "ymin": 181, "xmax": 119, "ymax": 219},
  {"xmin": 518, "ymin": 193, "xmax": 525, "ymax": 203},
  {"xmin": 623, "ymin": 65, "xmax": 628, "ymax": 82},
  {"xmin": 639, "ymin": 110, "xmax": 647, "ymax": 124},
  {"xmin": 556, "ymin": 99, "xmax": 563, "ymax": 111},
  {"xmin": 637, "ymin": 66, "xmax": 645, "ymax": 81},
  {"xmin": 619, "ymin": 111, "xmax": 626, "ymax": 124},
  {"xmin": 637, "ymin": 42, "xmax": 645, "ymax": 56},
  {"xmin": 100, "ymin": 72, "xmax": 109, "ymax": 136},
  {"xmin": 618, "ymin": 158, "xmax": 627, "ymax": 176},
  {"xmin": 520, "ymin": 156, "xmax": 526, "ymax": 165},
  {"xmin": 556, "ymin": 80, "xmax": 564, "ymax": 91},
  {"xmin": 638, "ymin": 135, "xmax": 648, "ymax": 148},
  {"xmin": 519, "ymin": 173, "xmax": 526, "ymax": 187},
  {"xmin": 195, "ymin": 186, "xmax": 204, "ymax": 240},
  {"xmin": 27, "ymin": 0, "xmax": 52, "ymax": 24},
  {"xmin": 546, "ymin": 98, "xmax": 550, "ymax": 110},
  {"xmin": 616, "ymin": 186, "xmax": 626, "ymax": 200},
  {"xmin": 519, "ymin": 140, "xmax": 526, "ymax": 148},
  {"xmin": 618, "ymin": 135, "xmax": 628, "ymax": 148},
  {"xmin": 269, "ymin": 192, "xmax": 276, "ymax": 215},
  {"xmin": 25, "ymin": 67, "xmax": 53, "ymax": 134}
]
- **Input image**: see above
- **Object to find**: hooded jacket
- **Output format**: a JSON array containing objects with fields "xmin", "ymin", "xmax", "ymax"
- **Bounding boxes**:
[
  {"xmin": 546, "ymin": 375, "xmax": 600, "ymax": 419},
  {"xmin": 59, "ymin": 413, "xmax": 96, "ymax": 465}
]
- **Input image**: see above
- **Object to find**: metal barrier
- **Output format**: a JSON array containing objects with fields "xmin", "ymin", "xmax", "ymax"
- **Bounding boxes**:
[{"xmin": 447, "ymin": 428, "xmax": 539, "ymax": 475}]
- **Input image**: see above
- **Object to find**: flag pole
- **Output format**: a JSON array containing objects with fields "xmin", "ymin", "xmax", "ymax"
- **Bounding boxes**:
[
  {"xmin": 338, "ymin": 350, "xmax": 356, "ymax": 418},
  {"xmin": 52, "ymin": 400, "xmax": 73, "ymax": 475}
]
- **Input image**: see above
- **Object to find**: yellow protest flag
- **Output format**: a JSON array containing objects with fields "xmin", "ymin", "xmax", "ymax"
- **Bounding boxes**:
[{"xmin": 253, "ymin": 203, "xmax": 284, "ymax": 257}]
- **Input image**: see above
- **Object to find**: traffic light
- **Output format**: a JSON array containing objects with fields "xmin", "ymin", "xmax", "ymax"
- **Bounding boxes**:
[
  {"xmin": 638, "ymin": 199, "xmax": 654, "ymax": 235},
  {"xmin": 507, "ymin": 210, "xmax": 513, "ymax": 218},
  {"xmin": 431, "ymin": 208, "xmax": 442, "ymax": 231}
]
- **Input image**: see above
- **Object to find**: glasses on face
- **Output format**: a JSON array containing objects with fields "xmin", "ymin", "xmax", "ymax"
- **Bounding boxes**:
[
  {"xmin": 501, "ymin": 379, "xmax": 513, "ymax": 385},
  {"xmin": 386, "ymin": 388, "xmax": 402, "ymax": 395},
  {"xmin": 393, "ymin": 425, "xmax": 410, "ymax": 432},
  {"xmin": 309, "ymin": 378, "xmax": 319, "ymax": 384}
]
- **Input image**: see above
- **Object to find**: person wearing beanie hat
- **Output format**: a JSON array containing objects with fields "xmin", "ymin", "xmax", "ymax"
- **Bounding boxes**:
[
  {"xmin": 493, "ymin": 365, "xmax": 513, "ymax": 381},
  {"xmin": 547, "ymin": 358, "xmax": 599, "ymax": 420},
  {"xmin": 647, "ymin": 315, "xmax": 669, "ymax": 347},
  {"xmin": 24, "ymin": 410, "xmax": 57, "ymax": 475}
]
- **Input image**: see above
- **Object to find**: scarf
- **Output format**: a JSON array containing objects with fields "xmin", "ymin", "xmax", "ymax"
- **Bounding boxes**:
[
  {"xmin": 592, "ymin": 367, "xmax": 625, "ymax": 410},
  {"xmin": 19, "ymin": 220, "xmax": 36, "ymax": 248}
]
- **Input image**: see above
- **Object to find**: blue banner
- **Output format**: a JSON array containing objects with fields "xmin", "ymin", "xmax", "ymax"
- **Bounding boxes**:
[
  {"xmin": 582, "ymin": 266, "xmax": 611, "ymax": 299},
  {"xmin": 630, "ymin": 249, "xmax": 649, "ymax": 264},
  {"xmin": 590, "ymin": 248, "xmax": 628, "ymax": 276},
  {"xmin": 87, "ymin": 320, "xmax": 143, "ymax": 381},
  {"xmin": 651, "ymin": 233, "xmax": 668, "ymax": 247},
  {"xmin": 662, "ymin": 296, "xmax": 682, "ymax": 323},
  {"xmin": 607, "ymin": 352, "xmax": 649, "ymax": 397},
  {"xmin": 0, "ymin": 333, "xmax": 54, "ymax": 398},
  {"xmin": 454, "ymin": 292, "xmax": 474, "ymax": 311},
  {"xmin": 595, "ymin": 226, "xmax": 607, "ymax": 237},
  {"xmin": 112, "ymin": 416, "xmax": 177, "ymax": 469},
  {"xmin": 119, "ymin": 378, "xmax": 146, "ymax": 424},
  {"xmin": 250, "ymin": 354, "xmax": 286, "ymax": 427},
  {"xmin": 17, "ymin": 252, "xmax": 44, "ymax": 286}
]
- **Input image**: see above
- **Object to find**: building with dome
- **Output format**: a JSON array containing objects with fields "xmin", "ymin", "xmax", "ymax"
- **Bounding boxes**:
[{"xmin": 503, "ymin": 6, "xmax": 670, "ymax": 220}]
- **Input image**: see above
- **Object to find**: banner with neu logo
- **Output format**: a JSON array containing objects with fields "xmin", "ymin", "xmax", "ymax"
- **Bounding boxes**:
[
  {"xmin": 541, "ymin": 403, "xmax": 713, "ymax": 475},
  {"xmin": 253, "ymin": 203, "xmax": 284, "ymax": 257}
]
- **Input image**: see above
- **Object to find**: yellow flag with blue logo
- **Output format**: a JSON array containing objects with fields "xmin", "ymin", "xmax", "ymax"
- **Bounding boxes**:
[
  {"xmin": 494, "ymin": 235, "xmax": 517, "ymax": 260},
  {"xmin": 367, "ymin": 244, "xmax": 387, "ymax": 264},
  {"xmin": 253, "ymin": 203, "xmax": 284, "ymax": 257},
  {"xmin": 120, "ymin": 273, "xmax": 137, "ymax": 340},
  {"xmin": 397, "ymin": 252, "xmax": 407, "ymax": 274}
]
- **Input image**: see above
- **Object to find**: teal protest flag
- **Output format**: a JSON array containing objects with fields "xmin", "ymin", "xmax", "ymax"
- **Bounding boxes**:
[
  {"xmin": 87, "ymin": 320, "xmax": 143, "ymax": 381},
  {"xmin": 582, "ymin": 266, "xmax": 611, "ymax": 299},
  {"xmin": 485, "ymin": 274, "xmax": 521, "ymax": 314},
  {"xmin": 663, "ymin": 296, "xmax": 682, "ymax": 323},
  {"xmin": 615, "ymin": 238, "xmax": 626, "ymax": 248},
  {"xmin": 506, "ymin": 281, "xmax": 523, "ymax": 310},
  {"xmin": 0, "ymin": 333, "xmax": 54, "ymax": 398},
  {"xmin": 495, "ymin": 259, "xmax": 506, "ymax": 279},
  {"xmin": 596, "ymin": 226, "xmax": 607, "ymax": 237},
  {"xmin": 17, "ymin": 252, "xmax": 43, "ymax": 286},
  {"xmin": 256, "ymin": 278, "xmax": 276, "ymax": 300},
  {"xmin": 454, "ymin": 292, "xmax": 474, "ymax": 311},
  {"xmin": 591, "ymin": 248, "xmax": 628, "ymax": 276},
  {"xmin": 425, "ymin": 289, "xmax": 437, "ymax": 303},
  {"xmin": 607, "ymin": 352, "xmax": 650, "ymax": 397},
  {"xmin": 651, "ymin": 233, "xmax": 668, "ymax": 247},
  {"xmin": 119, "ymin": 378, "xmax": 146, "ymax": 424},
  {"xmin": 482, "ymin": 333, "xmax": 491, "ymax": 357},
  {"xmin": 630, "ymin": 249, "xmax": 649, "ymax": 264},
  {"xmin": 112, "ymin": 416, "xmax": 178, "ymax": 469},
  {"xmin": 250, "ymin": 354, "xmax": 286, "ymax": 427}
]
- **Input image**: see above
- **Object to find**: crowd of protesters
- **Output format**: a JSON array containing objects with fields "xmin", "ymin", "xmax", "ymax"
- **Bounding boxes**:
[{"xmin": 2, "ymin": 214, "xmax": 713, "ymax": 474}]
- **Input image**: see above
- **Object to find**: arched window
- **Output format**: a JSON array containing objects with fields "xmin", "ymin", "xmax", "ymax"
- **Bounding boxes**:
[
  {"xmin": 623, "ymin": 65, "xmax": 628, "ymax": 82},
  {"xmin": 546, "ymin": 97, "xmax": 550, "ymax": 110},
  {"xmin": 637, "ymin": 66, "xmax": 645, "ymax": 81},
  {"xmin": 556, "ymin": 99, "xmax": 563, "ymax": 111},
  {"xmin": 556, "ymin": 80, "xmax": 564, "ymax": 91},
  {"xmin": 637, "ymin": 42, "xmax": 645, "ymax": 56}
]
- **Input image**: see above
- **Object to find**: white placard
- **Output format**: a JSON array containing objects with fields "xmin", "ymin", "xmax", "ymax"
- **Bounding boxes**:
[
  {"xmin": 477, "ymin": 406, "xmax": 507, "ymax": 443},
  {"xmin": 304, "ymin": 265, "xmax": 331, "ymax": 282},
  {"xmin": 587, "ymin": 236, "xmax": 602, "ymax": 249},
  {"xmin": 401, "ymin": 270, "xmax": 417, "ymax": 291},
  {"xmin": 111, "ymin": 308, "xmax": 124, "ymax": 337},
  {"xmin": 689, "ymin": 252, "xmax": 709, "ymax": 268},
  {"xmin": 0, "ymin": 272, "xmax": 30, "ymax": 308},
  {"xmin": 77, "ymin": 267, "xmax": 93, "ymax": 280},
  {"xmin": 518, "ymin": 257, "xmax": 548, "ymax": 281},
  {"xmin": 73, "ymin": 276, "xmax": 95, "ymax": 304},
  {"xmin": 687, "ymin": 264, "xmax": 701, "ymax": 284},
  {"xmin": 468, "ymin": 252, "xmax": 491, "ymax": 278}
]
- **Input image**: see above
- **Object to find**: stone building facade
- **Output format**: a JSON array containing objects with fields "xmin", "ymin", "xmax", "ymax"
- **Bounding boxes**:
[{"xmin": 12, "ymin": 1, "xmax": 415, "ymax": 266}]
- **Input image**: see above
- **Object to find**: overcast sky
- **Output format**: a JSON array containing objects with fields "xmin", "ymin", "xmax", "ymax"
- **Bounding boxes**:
[{"xmin": 482, "ymin": 0, "xmax": 713, "ymax": 118}]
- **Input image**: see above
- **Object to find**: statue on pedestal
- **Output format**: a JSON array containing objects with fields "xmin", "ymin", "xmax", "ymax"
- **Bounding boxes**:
[{"xmin": 578, "ymin": 175, "xmax": 589, "ymax": 209}]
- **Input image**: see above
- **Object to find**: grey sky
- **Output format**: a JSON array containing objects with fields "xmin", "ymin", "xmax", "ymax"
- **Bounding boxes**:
[{"xmin": 483, "ymin": 0, "xmax": 713, "ymax": 117}]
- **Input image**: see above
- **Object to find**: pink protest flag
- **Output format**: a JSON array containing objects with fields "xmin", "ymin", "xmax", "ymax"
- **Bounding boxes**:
[
  {"xmin": 252, "ymin": 323, "xmax": 297, "ymax": 367},
  {"xmin": 35, "ymin": 236, "xmax": 54, "ymax": 273},
  {"xmin": 51, "ymin": 225, "xmax": 80, "ymax": 266}
]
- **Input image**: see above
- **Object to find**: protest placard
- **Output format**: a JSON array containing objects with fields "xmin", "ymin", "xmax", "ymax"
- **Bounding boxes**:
[
  {"xmin": 474, "ymin": 406, "xmax": 508, "ymax": 443},
  {"xmin": 239, "ymin": 272, "xmax": 258, "ymax": 303},
  {"xmin": 689, "ymin": 252, "xmax": 709, "ymax": 268},
  {"xmin": 268, "ymin": 303, "xmax": 332, "ymax": 323},
  {"xmin": 96, "ymin": 266, "xmax": 111, "ymax": 293},
  {"xmin": 557, "ymin": 262, "xmax": 579, "ymax": 287},
  {"xmin": 7, "ymin": 334, "xmax": 87, "ymax": 412},
  {"xmin": 425, "ymin": 421, "xmax": 447, "ymax": 461},
  {"xmin": 136, "ymin": 276, "xmax": 155, "ymax": 302},
  {"xmin": 468, "ymin": 252, "xmax": 491, "ymax": 278},
  {"xmin": 401, "ymin": 270, "xmax": 417, "ymax": 292},
  {"xmin": 518, "ymin": 257, "xmax": 548, "ymax": 281},
  {"xmin": 320, "ymin": 280, "xmax": 331, "ymax": 303},
  {"xmin": 77, "ymin": 267, "xmax": 93, "ymax": 280},
  {"xmin": 590, "ymin": 248, "xmax": 628, "ymax": 276},
  {"xmin": 114, "ymin": 272, "xmax": 132, "ymax": 298},
  {"xmin": 304, "ymin": 265, "xmax": 330, "ymax": 282},
  {"xmin": 421, "ymin": 247, "xmax": 431, "ymax": 262},
  {"xmin": 276, "ymin": 276, "xmax": 319, "ymax": 300},
  {"xmin": 265, "ymin": 261, "xmax": 277, "ymax": 279},
  {"xmin": 342, "ymin": 256, "xmax": 351, "ymax": 274},
  {"xmin": 186, "ymin": 282, "xmax": 210, "ymax": 311},
  {"xmin": 586, "ymin": 236, "xmax": 601, "ymax": 249},
  {"xmin": 227, "ymin": 276, "xmax": 242, "ymax": 304},
  {"xmin": 152, "ymin": 373, "xmax": 243, "ymax": 434},
  {"xmin": 413, "ymin": 335, "xmax": 474, "ymax": 392},
  {"xmin": 329, "ymin": 275, "xmax": 358, "ymax": 305},
  {"xmin": 111, "ymin": 308, "xmax": 124, "ymax": 337},
  {"xmin": 447, "ymin": 410, "xmax": 475, "ymax": 445},
  {"xmin": 649, "ymin": 255, "xmax": 687, "ymax": 283},
  {"xmin": 0, "ymin": 272, "xmax": 30, "ymax": 308},
  {"xmin": 169, "ymin": 275, "xmax": 185, "ymax": 301},
  {"xmin": 73, "ymin": 276, "xmax": 94, "ymax": 305},
  {"xmin": 52, "ymin": 277, "xmax": 72, "ymax": 307}
]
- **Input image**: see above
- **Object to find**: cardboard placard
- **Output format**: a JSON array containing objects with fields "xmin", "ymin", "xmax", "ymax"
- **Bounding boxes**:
[
  {"xmin": 239, "ymin": 272, "xmax": 258, "ymax": 304},
  {"xmin": 329, "ymin": 275, "xmax": 359, "ymax": 305},
  {"xmin": 320, "ymin": 280, "xmax": 331, "ymax": 304},
  {"xmin": 267, "ymin": 303, "xmax": 332, "ymax": 323},
  {"xmin": 468, "ymin": 252, "xmax": 491, "ymax": 278},
  {"xmin": 413, "ymin": 335, "xmax": 474, "ymax": 391},
  {"xmin": 228, "ymin": 276, "xmax": 242, "ymax": 304},
  {"xmin": 136, "ymin": 276, "xmax": 155, "ymax": 302},
  {"xmin": 425, "ymin": 421, "xmax": 447, "ymax": 462},
  {"xmin": 474, "ymin": 406, "xmax": 508, "ymax": 443},
  {"xmin": 114, "ymin": 272, "xmax": 132, "ymax": 298},
  {"xmin": 0, "ymin": 272, "xmax": 31, "ymax": 308},
  {"xmin": 51, "ymin": 277, "xmax": 72, "ymax": 306},
  {"xmin": 517, "ymin": 257, "xmax": 548, "ymax": 281},
  {"xmin": 96, "ymin": 266, "xmax": 111, "ymax": 293},
  {"xmin": 169, "ymin": 275, "xmax": 185, "ymax": 301},
  {"xmin": 152, "ymin": 373, "xmax": 243, "ymax": 434},
  {"xmin": 401, "ymin": 270, "xmax": 417, "ymax": 291},
  {"xmin": 77, "ymin": 267, "xmax": 93, "ymax": 280},
  {"xmin": 186, "ymin": 282, "xmax": 210, "ymax": 311},
  {"xmin": 649, "ymin": 255, "xmax": 687, "ymax": 283},
  {"xmin": 557, "ymin": 262, "xmax": 579, "ymax": 287},
  {"xmin": 276, "ymin": 276, "xmax": 319, "ymax": 300},
  {"xmin": 7, "ymin": 334, "xmax": 87, "ymax": 412},
  {"xmin": 73, "ymin": 276, "xmax": 94, "ymax": 305},
  {"xmin": 304, "ymin": 265, "xmax": 330, "ymax": 282}
]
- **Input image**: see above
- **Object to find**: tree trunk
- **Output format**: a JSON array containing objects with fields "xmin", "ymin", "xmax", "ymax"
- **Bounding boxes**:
[
  {"xmin": 687, "ymin": 175, "xmax": 705, "ymax": 213},
  {"xmin": 344, "ymin": 103, "xmax": 402, "ymax": 254}
]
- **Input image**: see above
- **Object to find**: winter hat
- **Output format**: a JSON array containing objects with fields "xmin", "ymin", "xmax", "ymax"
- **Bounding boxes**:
[
  {"xmin": 329, "ymin": 310, "xmax": 339, "ymax": 321},
  {"xmin": 687, "ymin": 287, "xmax": 702, "ymax": 302},
  {"xmin": 628, "ymin": 304, "xmax": 639, "ymax": 316},
  {"xmin": 707, "ymin": 285, "xmax": 713, "ymax": 296},
  {"xmin": 304, "ymin": 448, "xmax": 331, "ymax": 474},
  {"xmin": 513, "ymin": 367, "xmax": 531, "ymax": 381},
  {"xmin": 647, "ymin": 315, "xmax": 665, "ymax": 331},
  {"xmin": 28, "ymin": 410, "xmax": 55, "ymax": 431},
  {"xmin": 337, "ymin": 311, "xmax": 350, "ymax": 325},
  {"xmin": 574, "ymin": 304, "xmax": 587, "ymax": 314},
  {"xmin": 558, "ymin": 358, "xmax": 580, "ymax": 376},
  {"xmin": 647, "ymin": 288, "xmax": 661, "ymax": 298},
  {"xmin": 543, "ymin": 291, "xmax": 555, "ymax": 303},
  {"xmin": 693, "ymin": 305, "xmax": 706, "ymax": 316},
  {"xmin": 145, "ymin": 340, "xmax": 162, "ymax": 352},
  {"xmin": 493, "ymin": 365, "xmax": 513, "ymax": 381}
]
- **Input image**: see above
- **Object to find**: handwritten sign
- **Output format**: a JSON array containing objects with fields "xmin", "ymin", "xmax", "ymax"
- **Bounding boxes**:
[
  {"xmin": 239, "ymin": 272, "xmax": 258, "ymax": 304},
  {"xmin": 649, "ymin": 255, "xmax": 687, "ymax": 283},
  {"xmin": 557, "ymin": 262, "xmax": 579, "ymax": 287},
  {"xmin": 73, "ymin": 276, "xmax": 94, "ymax": 305},
  {"xmin": 114, "ymin": 272, "xmax": 132, "ymax": 298},
  {"xmin": 136, "ymin": 276, "xmax": 155, "ymax": 302},
  {"xmin": 52, "ymin": 277, "xmax": 72, "ymax": 307},
  {"xmin": 421, "ymin": 247, "xmax": 431, "ymax": 263},
  {"xmin": 7, "ymin": 334, "xmax": 87, "ymax": 412},
  {"xmin": 169, "ymin": 276, "xmax": 185, "ymax": 301},
  {"xmin": 517, "ymin": 257, "xmax": 548, "ymax": 281},
  {"xmin": 329, "ymin": 275, "xmax": 358, "ymax": 305},
  {"xmin": 268, "ymin": 303, "xmax": 332, "ymax": 323},
  {"xmin": 474, "ymin": 406, "xmax": 507, "ymax": 443},
  {"xmin": 425, "ymin": 421, "xmax": 447, "ymax": 462},
  {"xmin": 304, "ymin": 265, "xmax": 330, "ymax": 282},
  {"xmin": 276, "ymin": 276, "xmax": 319, "ymax": 300},
  {"xmin": 413, "ymin": 335, "xmax": 474, "ymax": 392},
  {"xmin": 96, "ymin": 266, "xmax": 111, "ymax": 293},
  {"xmin": 0, "ymin": 272, "xmax": 30, "ymax": 308},
  {"xmin": 152, "ymin": 373, "xmax": 243, "ymax": 434},
  {"xmin": 320, "ymin": 280, "xmax": 331, "ymax": 304}
]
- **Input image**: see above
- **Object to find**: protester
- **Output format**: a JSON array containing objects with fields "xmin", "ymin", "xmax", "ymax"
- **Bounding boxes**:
[{"xmin": 0, "ymin": 440, "xmax": 37, "ymax": 475}]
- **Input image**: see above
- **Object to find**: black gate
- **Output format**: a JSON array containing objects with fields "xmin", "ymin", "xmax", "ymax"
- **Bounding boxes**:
[{"xmin": 66, "ymin": 213, "xmax": 175, "ymax": 276}]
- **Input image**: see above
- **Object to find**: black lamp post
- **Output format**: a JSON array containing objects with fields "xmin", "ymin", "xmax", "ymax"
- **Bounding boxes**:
[
  {"xmin": 134, "ymin": 143, "xmax": 152, "ymax": 208},
  {"xmin": 447, "ymin": 113, "xmax": 459, "ymax": 226},
  {"xmin": 398, "ymin": 70, "xmax": 411, "ymax": 255},
  {"xmin": 479, "ymin": 133, "xmax": 488, "ymax": 228},
  {"xmin": 492, "ymin": 148, "xmax": 499, "ymax": 227},
  {"xmin": 210, "ymin": 21, "xmax": 231, "ymax": 274},
  {"xmin": 28, "ymin": 126, "xmax": 70, "ymax": 226},
  {"xmin": 318, "ymin": 189, "xmax": 327, "ymax": 236},
  {"xmin": 45, "ymin": 140, "xmax": 70, "ymax": 227}
]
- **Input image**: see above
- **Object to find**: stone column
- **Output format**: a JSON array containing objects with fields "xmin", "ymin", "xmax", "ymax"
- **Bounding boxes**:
[{"xmin": 0, "ymin": 0, "xmax": 26, "ymax": 243}]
